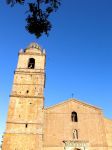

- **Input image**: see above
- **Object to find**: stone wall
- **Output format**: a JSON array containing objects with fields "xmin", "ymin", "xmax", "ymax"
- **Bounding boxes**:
[
  {"xmin": 104, "ymin": 118, "xmax": 112, "ymax": 150},
  {"xmin": 43, "ymin": 99, "xmax": 108, "ymax": 150},
  {"xmin": 2, "ymin": 43, "xmax": 46, "ymax": 150}
]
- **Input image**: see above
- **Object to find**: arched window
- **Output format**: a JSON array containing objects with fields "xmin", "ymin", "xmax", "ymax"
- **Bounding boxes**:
[
  {"xmin": 71, "ymin": 111, "xmax": 78, "ymax": 122},
  {"xmin": 73, "ymin": 129, "xmax": 78, "ymax": 140},
  {"xmin": 28, "ymin": 58, "xmax": 35, "ymax": 69}
]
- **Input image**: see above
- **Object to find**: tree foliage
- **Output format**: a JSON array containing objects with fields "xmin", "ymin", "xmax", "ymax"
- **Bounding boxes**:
[{"xmin": 6, "ymin": 0, "xmax": 61, "ymax": 38}]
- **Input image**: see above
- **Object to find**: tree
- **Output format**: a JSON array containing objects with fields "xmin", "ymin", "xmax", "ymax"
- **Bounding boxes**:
[{"xmin": 6, "ymin": 0, "xmax": 61, "ymax": 38}]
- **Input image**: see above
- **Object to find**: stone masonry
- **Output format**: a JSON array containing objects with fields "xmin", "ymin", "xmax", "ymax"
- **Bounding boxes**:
[
  {"xmin": 2, "ymin": 43, "xmax": 112, "ymax": 150},
  {"xmin": 2, "ymin": 43, "xmax": 46, "ymax": 150}
]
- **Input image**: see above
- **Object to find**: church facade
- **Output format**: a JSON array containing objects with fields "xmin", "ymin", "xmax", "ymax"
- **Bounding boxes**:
[{"xmin": 2, "ymin": 43, "xmax": 112, "ymax": 150}]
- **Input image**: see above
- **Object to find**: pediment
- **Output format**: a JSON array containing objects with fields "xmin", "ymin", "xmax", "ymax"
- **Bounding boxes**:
[{"xmin": 45, "ymin": 98, "xmax": 102, "ymax": 113}]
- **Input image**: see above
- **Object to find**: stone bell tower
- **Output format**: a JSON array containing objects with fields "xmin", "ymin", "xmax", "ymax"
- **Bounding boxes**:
[{"xmin": 2, "ymin": 43, "xmax": 46, "ymax": 150}]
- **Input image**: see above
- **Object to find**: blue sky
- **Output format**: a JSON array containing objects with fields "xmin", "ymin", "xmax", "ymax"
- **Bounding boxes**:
[{"xmin": 0, "ymin": 0, "xmax": 112, "ymax": 144}]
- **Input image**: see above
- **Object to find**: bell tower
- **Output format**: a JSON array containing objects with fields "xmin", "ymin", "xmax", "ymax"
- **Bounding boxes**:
[{"xmin": 2, "ymin": 43, "xmax": 46, "ymax": 150}]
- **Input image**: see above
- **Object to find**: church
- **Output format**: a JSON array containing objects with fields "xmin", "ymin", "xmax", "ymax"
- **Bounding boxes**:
[{"xmin": 2, "ymin": 43, "xmax": 112, "ymax": 150}]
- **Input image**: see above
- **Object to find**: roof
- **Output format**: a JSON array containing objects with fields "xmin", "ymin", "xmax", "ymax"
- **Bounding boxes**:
[
  {"xmin": 45, "ymin": 98, "xmax": 102, "ymax": 111},
  {"xmin": 27, "ymin": 42, "xmax": 42, "ymax": 50}
]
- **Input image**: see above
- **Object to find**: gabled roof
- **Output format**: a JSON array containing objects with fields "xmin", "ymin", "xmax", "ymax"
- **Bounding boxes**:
[{"xmin": 45, "ymin": 98, "xmax": 102, "ymax": 111}]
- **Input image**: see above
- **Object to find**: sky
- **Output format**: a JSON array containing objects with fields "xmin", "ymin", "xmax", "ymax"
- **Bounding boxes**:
[{"xmin": 0, "ymin": 0, "xmax": 112, "ymax": 144}]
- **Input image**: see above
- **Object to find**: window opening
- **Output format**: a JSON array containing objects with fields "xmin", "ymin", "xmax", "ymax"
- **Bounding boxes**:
[
  {"xmin": 28, "ymin": 58, "xmax": 35, "ymax": 69},
  {"xmin": 25, "ymin": 124, "xmax": 28, "ymax": 128},
  {"xmin": 26, "ymin": 90, "xmax": 29, "ymax": 93},
  {"xmin": 71, "ymin": 111, "xmax": 78, "ymax": 122},
  {"xmin": 73, "ymin": 129, "xmax": 78, "ymax": 140}
]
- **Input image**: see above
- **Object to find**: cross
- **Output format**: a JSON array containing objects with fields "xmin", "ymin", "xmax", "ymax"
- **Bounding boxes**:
[{"xmin": 72, "ymin": 93, "xmax": 74, "ymax": 98}]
